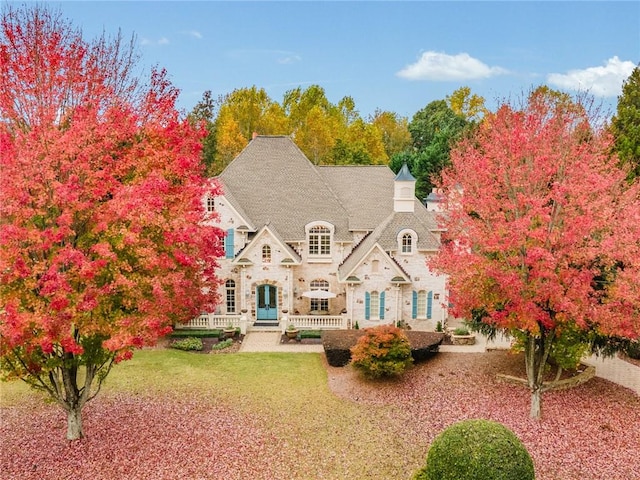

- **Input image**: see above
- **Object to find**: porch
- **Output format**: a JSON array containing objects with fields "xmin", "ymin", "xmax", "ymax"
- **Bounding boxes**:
[{"xmin": 175, "ymin": 312, "xmax": 349, "ymax": 334}]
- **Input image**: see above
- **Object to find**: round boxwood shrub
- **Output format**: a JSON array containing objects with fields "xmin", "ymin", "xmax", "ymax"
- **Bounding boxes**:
[
  {"xmin": 350, "ymin": 325, "xmax": 413, "ymax": 378},
  {"xmin": 413, "ymin": 419, "xmax": 534, "ymax": 480}
]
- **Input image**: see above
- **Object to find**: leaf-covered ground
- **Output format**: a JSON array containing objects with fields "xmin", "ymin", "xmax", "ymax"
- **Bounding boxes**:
[{"xmin": 1, "ymin": 351, "xmax": 639, "ymax": 480}]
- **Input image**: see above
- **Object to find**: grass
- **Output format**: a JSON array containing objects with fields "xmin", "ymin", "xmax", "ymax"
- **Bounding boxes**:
[
  {"xmin": 3, "ymin": 349, "xmax": 639, "ymax": 479},
  {"xmin": 1, "ymin": 350, "xmax": 424, "ymax": 479}
]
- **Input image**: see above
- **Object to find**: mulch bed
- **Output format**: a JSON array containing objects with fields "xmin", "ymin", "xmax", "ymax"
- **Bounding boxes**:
[{"xmin": 322, "ymin": 329, "xmax": 444, "ymax": 367}]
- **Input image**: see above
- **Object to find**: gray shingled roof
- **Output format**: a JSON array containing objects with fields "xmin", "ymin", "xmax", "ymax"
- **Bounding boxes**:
[
  {"xmin": 217, "ymin": 136, "xmax": 351, "ymax": 242},
  {"xmin": 317, "ymin": 165, "xmax": 396, "ymax": 231},
  {"xmin": 216, "ymin": 136, "xmax": 441, "ymax": 267}
]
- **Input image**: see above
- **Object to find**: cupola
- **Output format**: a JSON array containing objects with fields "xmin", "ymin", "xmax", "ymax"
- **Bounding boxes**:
[{"xmin": 393, "ymin": 163, "xmax": 416, "ymax": 213}]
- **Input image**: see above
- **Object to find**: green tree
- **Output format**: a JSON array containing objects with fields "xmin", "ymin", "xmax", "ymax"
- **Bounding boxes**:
[
  {"xmin": 394, "ymin": 100, "xmax": 468, "ymax": 200},
  {"xmin": 188, "ymin": 90, "xmax": 219, "ymax": 175},
  {"xmin": 611, "ymin": 64, "xmax": 640, "ymax": 180}
]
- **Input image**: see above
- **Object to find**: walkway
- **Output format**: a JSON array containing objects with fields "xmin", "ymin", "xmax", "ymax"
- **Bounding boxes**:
[
  {"xmin": 239, "ymin": 331, "xmax": 324, "ymax": 353},
  {"xmin": 239, "ymin": 330, "xmax": 640, "ymax": 395}
]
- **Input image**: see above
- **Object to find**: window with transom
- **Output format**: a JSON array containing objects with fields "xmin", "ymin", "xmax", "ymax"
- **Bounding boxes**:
[
  {"xmin": 308, "ymin": 226, "xmax": 331, "ymax": 256},
  {"xmin": 402, "ymin": 233, "xmax": 413, "ymax": 253},
  {"xmin": 206, "ymin": 195, "xmax": 215, "ymax": 212},
  {"xmin": 225, "ymin": 280, "xmax": 236, "ymax": 313},
  {"xmin": 262, "ymin": 245, "xmax": 271, "ymax": 264},
  {"xmin": 310, "ymin": 279, "xmax": 330, "ymax": 312}
]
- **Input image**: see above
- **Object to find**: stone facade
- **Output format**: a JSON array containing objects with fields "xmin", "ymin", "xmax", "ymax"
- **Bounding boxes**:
[{"xmin": 207, "ymin": 136, "xmax": 447, "ymax": 330}]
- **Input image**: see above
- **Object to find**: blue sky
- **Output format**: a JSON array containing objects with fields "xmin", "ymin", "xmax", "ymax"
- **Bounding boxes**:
[{"xmin": 47, "ymin": 1, "xmax": 639, "ymax": 119}]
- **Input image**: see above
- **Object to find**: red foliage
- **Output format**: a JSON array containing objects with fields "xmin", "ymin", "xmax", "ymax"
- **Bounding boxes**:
[
  {"xmin": 432, "ymin": 91, "xmax": 640, "ymax": 339},
  {"xmin": 430, "ymin": 89, "xmax": 640, "ymax": 417},
  {"xmin": 0, "ymin": 5, "xmax": 224, "ymax": 437}
]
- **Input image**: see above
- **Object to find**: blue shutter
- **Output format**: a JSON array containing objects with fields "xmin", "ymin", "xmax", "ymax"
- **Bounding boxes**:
[
  {"xmin": 225, "ymin": 228, "xmax": 234, "ymax": 259},
  {"xmin": 412, "ymin": 291, "xmax": 418, "ymax": 319},
  {"xmin": 379, "ymin": 291, "xmax": 385, "ymax": 320},
  {"xmin": 365, "ymin": 292, "xmax": 371, "ymax": 320},
  {"xmin": 427, "ymin": 291, "xmax": 433, "ymax": 319}
]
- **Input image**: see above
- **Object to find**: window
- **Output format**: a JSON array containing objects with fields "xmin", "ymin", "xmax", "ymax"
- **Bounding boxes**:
[
  {"xmin": 225, "ymin": 280, "xmax": 236, "ymax": 313},
  {"xmin": 206, "ymin": 195, "xmax": 215, "ymax": 212},
  {"xmin": 308, "ymin": 226, "xmax": 331, "ymax": 256},
  {"xmin": 262, "ymin": 245, "xmax": 271, "ymax": 264},
  {"xmin": 412, "ymin": 290, "xmax": 433, "ymax": 319},
  {"xmin": 310, "ymin": 279, "xmax": 330, "ymax": 312},
  {"xmin": 365, "ymin": 291, "xmax": 385, "ymax": 320},
  {"xmin": 402, "ymin": 233, "xmax": 413, "ymax": 253}
]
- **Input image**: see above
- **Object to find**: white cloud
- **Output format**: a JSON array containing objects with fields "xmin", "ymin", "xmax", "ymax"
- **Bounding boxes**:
[
  {"xmin": 140, "ymin": 37, "xmax": 170, "ymax": 46},
  {"xmin": 183, "ymin": 30, "xmax": 203, "ymax": 39},
  {"xmin": 547, "ymin": 56, "xmax": 636, "ymax": 97},
  {"xmin": 277, "ymin": 53, "xmax": 302, "ymax": 65},
  {"xmin": 396, "ymin": 51, "xmax": 508, "ymax": 81}
]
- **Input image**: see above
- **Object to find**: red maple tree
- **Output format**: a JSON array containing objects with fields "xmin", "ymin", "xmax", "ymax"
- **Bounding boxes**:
[
  {"xmin": 431, "ymin": 89, "xmax": 640, "ymax": 419},
  {"xmin": 0, "ymin": 6, "xmax": 224, "ymax": 439}
]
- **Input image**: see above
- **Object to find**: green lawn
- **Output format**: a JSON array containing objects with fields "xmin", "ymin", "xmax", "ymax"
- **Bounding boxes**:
[{"xmin": 1, "ymin": 350, "xmax": 427, "ymax": 479}]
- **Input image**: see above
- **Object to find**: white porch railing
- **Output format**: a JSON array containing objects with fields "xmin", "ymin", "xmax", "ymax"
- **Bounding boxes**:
[
  {"xmin": 176, "ymin": 313, "xmax": 243, "ymax": 331},
  {"xmin": 284, "ymin": 314, "xmax": 348, "ymax": 331},
  {"xmin": 177, "ymin": 312, "xmax": 350, "ymax": 335}
]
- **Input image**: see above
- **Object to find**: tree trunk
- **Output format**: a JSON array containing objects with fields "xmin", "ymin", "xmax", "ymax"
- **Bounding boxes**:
[
  {"xmin": 524, "ymin": 328, "xmax": 555, "ymax": 420},
  {"xmin": 66, "ymin": 407, "xmax": 84, "ymax": 440},
  {"xmin": 529, "ymin": 387, "xmax": 542, "ymax": 419}
]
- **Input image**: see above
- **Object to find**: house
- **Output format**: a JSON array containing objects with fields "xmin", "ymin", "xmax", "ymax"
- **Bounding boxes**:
[{"xmin": 190, "ymin": 135, "xmax": 447, "ymax": 332}]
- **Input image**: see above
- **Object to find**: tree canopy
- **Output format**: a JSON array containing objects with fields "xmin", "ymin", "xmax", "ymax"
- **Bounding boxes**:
[
  {"xmin": 192, "ymin": 84, "xmax": 401, "ymax": 172},
  {"xmin": 0, "ymin": 5, "xmax": 224, "ymax": 439},
  {"xmin": 431, "ymin": 88, "xmax": 640, "ymax": 419},
  {"xmin": 611, "ymin": 64, "xmax": 640, "ymax": 181}
]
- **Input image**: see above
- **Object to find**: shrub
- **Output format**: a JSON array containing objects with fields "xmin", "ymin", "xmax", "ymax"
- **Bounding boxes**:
[
  {"xmin": 350, "ymin": 325, "xmax": 413, "ymax": 378},
  {"xmin": 413, "ymin": 419, "xmax": 535, "ymax": 480},
  {"xmin": 299, "ymin": 330, "xmax": 322, "ymax": 339},
  {"xmin": 322, "ymin": 330, "xmax": 444, "ymax": 367},
  {"xmin": 212, "ymin": 338, "xmax": 234, "ymax": 350},
  {"xmin": 170, "ymin": 329, "xmax": 221, "ymax": 338},
  {"xmin": 170, "ymin": 337, "xmax": 203, "ymax": 351},
  {"xmin": 453, "ymin": 327, "xmax": 470, "ymax": 336},
  {"xmin": 626, "ymin": 340, "xmax": 640, "ymax": 359},
  {"xmin": 435, "ymin": 321, "xmax": 443, "ymax": 332}
]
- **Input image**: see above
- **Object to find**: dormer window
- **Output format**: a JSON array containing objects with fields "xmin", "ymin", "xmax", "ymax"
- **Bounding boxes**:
[
  {"xmin": 398, "ymin": 229, "xmax": 416, "ymax": 254},
  {"xmin": 262, "ymin": 245, "xmax": 271, "ymax": 264},
  {"xmin": 402, "ymin": 234, "xmax": 412, "ymax": 253},
  {"xmin": 307, "ymin": 224, "xmax": 332, "ymax": 257}
]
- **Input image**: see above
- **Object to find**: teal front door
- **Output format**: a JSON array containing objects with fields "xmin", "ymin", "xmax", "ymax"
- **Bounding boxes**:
[{"xmin": 256, "ymin": 284, "xmax": 278, "ymax": 322}]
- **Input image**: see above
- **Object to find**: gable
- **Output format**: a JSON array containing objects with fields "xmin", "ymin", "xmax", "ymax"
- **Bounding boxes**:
[{"xmin": 232, "ymin": 225, "xmax": 301, "ymax": 266}]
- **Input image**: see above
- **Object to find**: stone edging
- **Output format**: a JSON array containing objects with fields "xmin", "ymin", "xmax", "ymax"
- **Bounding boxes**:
[{"xmin": 496, "ymin": 364, "xmax": 596, "ymax": 392}]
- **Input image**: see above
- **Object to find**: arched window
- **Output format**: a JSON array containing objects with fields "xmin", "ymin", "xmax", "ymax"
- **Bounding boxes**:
[
  {"xmin": 262, "ymin": 245, "xmax": 271, "ymax": 264},
  {"xmin": 310, "ymin": 279, "xmax": 330, "ymax": 312},
  {"xmin": 398, "ymin": 229, "xmax": 416, "ymax": 255},
  {"xmin": 225, "ymin": 280, "xmax": 236, "ymax": 313},
  {"xmin": 308, "ymin": 225, "xmax": 331, "ymax": 256},
  {"xmin": 371, "ymin": 259, "xmax": 380, "ymax": 273},
  {"xmin": 402, "ymin": 233, "xmax": 413, "ymax": 253}
]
